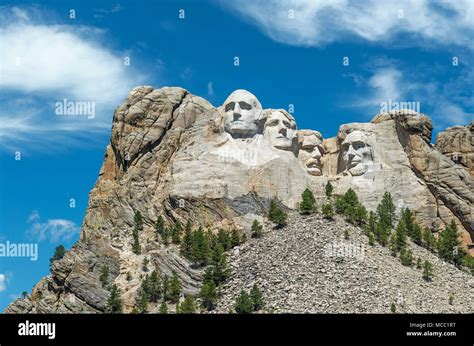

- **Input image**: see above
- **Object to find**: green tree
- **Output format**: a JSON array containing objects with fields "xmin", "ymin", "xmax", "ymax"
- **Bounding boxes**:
[
  {"xmin": 132, "ymin": 227, "xmax": 141, "ymax": 254},
  {"xmin": 99, "ymin": 264, "xmax": 109, "ymax": 288},
  {"xmin": 142, "ymin": 257, "xmax": 149, "ymax": 272},
  {"xmin": 368, "ymin": 232, "xmax": 375, "ymax": 246},
  {"xmin": 251, "ymin": 220, "xmax": 263, "ymax": 238},
  {"xmin": 159, "ymin": 301, "xmax": 168, "ymax": 314},
  {"xmin": 389, "ymin": 234, "xmax": 397, "ymax": 256},
  {"xmin": 167, "ymin": 271, "xmax": 181, "ymax": 303},
  {"xmin": 134, "ymin": 211, "xmax": 143, "ymax": 231},
  {"xmin": 138, "ymin": 290, "xmax": 148, "ymax": 313},
  {"xmin": 181, "ymin": 223, "xmax": 194, "ymax": 258},
  {"xmin": 299, "ymin": 188, "xmax": 317, "ymax": 215},
  {"xmin": 217, "ymin": 229, "xmax": 232, "ymax": 251},
  {"xmin": 191, "ymin": 226, "xmax": 211, "ymax": 266},
  {"xmin": 204, "ymin": 243, "xmax": 231, "ymax": 285},
  {"xmin": 200, "ymin": 280, "xmax": 218, "ymax": 311},
  {"xmin": 354, "ymin": 204, "xmax": 368, "ymax": 225},
  {"xmin": 411, "ymin": 223, "xmax": 422, "ymax": 245},
  {"xmin": 367, "ymin": 211, "xmax": 377, "ymax": 235},
  {"xmin": 322, "ymin": 203, "xmax": 334, "ymax": 220},
  {"xmin": 161, "ymin": 226, "xmax": 170, "ymax": 245},
  {"xmin": 401, "ymin": 208, "xmax": 414, "ymax": 237},
  {"xmin": 375, "ymin": 192, "xmax": 395, "ymax": 246},
  {"xmin": 50, "ymin": 245, "xmax": 65, "ymax": 268},
  {"xmin": 234, "ymin": 289, "xmax": 254, "ymax": 314},
  {"xmin": 269, "ymin": 199, "xmax": 288, "ymax": 228},
  {"xmin": 394, "ymin": 219, "xmax": 407, "ymax": 252},
  {"xmin": 250, "ymin": 284, "xmax": 264, "ymax": 311},
  {"xmin": 177, "ymin": 295, "xmax": 197, "ymax": 314},
  {"xmin": 390, "ymin": 303, "xmax": 396, "ymax": 313},
  {"xmin": 162, "ymin": 275, "xmax": 169, "ymax": 300},
  {"xmin": 422, "ymin": 227, "xmax": 437, "ymax": 251},
  {"xmin": 437, "ymin": 220, "xmax": 465, "ymax": 266},
  {"xmin": 230, "ymin": 229, "xmax": 240, "ymax": 247},
  {"xmin": 325, "ymin": 181, "xmax": 334, "ymax": 199},
  {"xmin": 155, "ymin": 215, "xmax": 165, "ymax": 239},
  {"xmin": 171, "ymin": 221, "xmax": 182, "ymax": 244},
  {"xmin": 148, "ymin": 270, "xmax": 162, "ymax": 302},
  {"xmin": 422, "ymin": 260, "xmax": 433, "ymax": 281},
  {"xmin": 400, "ymin": 248, "xmax": 413, "ymax": 266},
  {"xmin": 416, "ymin": 257, "xmax": 422, "ymax": 269},
  {"xmin": 106, "ymin": 284, "xmax": 122, "ymax": 313}
]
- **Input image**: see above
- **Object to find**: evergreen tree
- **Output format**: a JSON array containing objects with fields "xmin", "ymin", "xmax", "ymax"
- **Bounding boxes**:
[
  {"xmin": 148, "ymin": 270, "xmax": 162, "ymax": 302},
  {"xmin": 367, "ymin": 211, "xmax": 377, "ymax": 235},
  {"xmin": 389, "ymin": 233, "xmax": 397, "ymax": 256},
  {"xmin": 390, "ymin": 303, "xmax": 396, "ymax": 313},
  {"xmin": 401, "ymin": 208, "xmax": 414, "ymax": 238},
  {"xmin": 190, "ymin": 226, "xmax": 211, "ymax": 266},
  {"xmin": 416, "ymin": 257, "xmax": 422, "ymax": 269},
  {"xmin": 411, "ymin": 223, "xmax": 422, "ymax": 245},
  {"xmin": 177, "ymin": 295, "xmax": 197, "ymax": 314},
  {"xmin": 322, "ymin": 203, "xmax": 334, "ymax": 220},
  {"xmin": 299, "ymin": 188, "xmax": 317, "ymax": 215},
  {"xmin": 142, "ymin": 257, "xmax": 149, "ymax": 272},
  {"xmin": 368, "ymin": 232, "xmax": 375, "ymax": 246},
  {"xmin": 437, "ymin": 220, "xmax": 465, "ymax": 266},
  {"xmin": 134, "ymin": 211, "xmax": 143, "ymax": 231},
  {"xmin": 400, "ymin": 248, "xmax": 413, "ymax": 266},
  {"xmin": 155, "ymin": 215, "xmax": 165, "ymax": 239},
  {"xmin": 162, "ymin": 275, "xmax": 169, "ymax": 300},
  {"xmin": 161, "ymin": 226, "xmax": 170, "ymax": 245},
  {"xmin": 132, "ymin": 227, "xmax": 141, "ymax": 254},
  {"xmin": 325, "ymin": 181, "xmax": 334, "ymax": 199},
  {"xmin": 422, "ymin": 260, "xmax": 433, "ymax": 281},
  {"xmin": 230, "ymin": 229, "xmax": 240, "ymax": 247},
  {"xmin": 50, "ymin": 245, "xmax": 66, "ymax": 268},
  {"xmin": 269, "ymin": 199, "xmax": 287, "ymax": 228},
  {"xmin": 99, "ymin": 264, "xmax": 109, "ymax": 288},
  {"xmin": 171, "ymin": 221, "xmax": 182, "ymax": 244},
  {"xmin": 234, "ymin": 289, "xmax": 254, "ymax": 314},
  {"xmin": 241, "ymin": 233, "xmax": 248, "ymax": 243},
  {"xmin": 159, "ymin": 301, "xmax": 168, "ymax": 314},
  {"xmin": 106, "ymin": 284, "xmax": 122, "ymax": 313},
  {"xmin": 205, "ymin": 243, "xmax": 230, "ymax": 285},
  {"xmin": 167, "ymin": 271, "xmax": 181, "ymax": 303},
  {"xmin": 181, "ymin": 223, "xmax": 194, "ymax": 258},
  {"xmin": 217, "ymin": 229, "xmax": 232, "ymax": 251},
  {"xmin": 394, "ymin": 219, "xmax": 407, "ymax": 252},
  {"xmin": 422, "ymin": 227, "xmax": 437, "ymax": 251},
  {"xmin": 354, "ymin": 204, "xmax": 368, "ymax": 225},
  {"xmin": 251, "ymin": 220, "xmax": 263, "ymax": 238},
  {"xmin": 250, "ymin": 284, "xmax": 264, "ymax": 311},
  {"xmin": 200, "ymin": 280, "xmax": 218, "ymax": 311},
  {"xmin": 138, "ymin": 290, "xmax": 148, "ymax": 313},
  {"xmin": 377, "ymin": 192, "xmax": 396, "ymax": 227}
]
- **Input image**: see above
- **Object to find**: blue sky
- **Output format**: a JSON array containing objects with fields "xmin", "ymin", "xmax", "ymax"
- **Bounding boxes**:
[{"xmin": 0, "ymin": 0, "xmax": 472, "ymax": 310}]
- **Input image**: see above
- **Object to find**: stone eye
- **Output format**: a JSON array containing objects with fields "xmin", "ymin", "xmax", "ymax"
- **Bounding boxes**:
[
  {"xmin": 225, "ymin": 102, "xmax": 235, "ymax": 112},
  {"xmin": 239, "ymin": 101, "xmax": 252, "ymax": 110}
]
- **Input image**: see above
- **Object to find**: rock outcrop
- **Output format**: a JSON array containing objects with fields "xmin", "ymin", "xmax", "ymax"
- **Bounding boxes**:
[{"xmin": 5, "ymin": 87, "xmax": 473, "ymax": 313}]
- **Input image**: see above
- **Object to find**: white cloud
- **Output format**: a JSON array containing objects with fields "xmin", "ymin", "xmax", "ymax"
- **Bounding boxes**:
[
  {"xmin": 27, "ymin": 211, "xmax": 80, "ymax": 243},
  {"xmin": 0, "ymin": 274, "xmax": 6, "ymax": 292},
  {"xmin": 207, "ymin": 82, "xmax": 215, "ymax": 97},
  {"xmin": 0, "ymin": 6, "xmax": 146, "ymax": 151},
  {"xmin": 219, "ymin": 0, "xmax": 474, "ymax": 48}
]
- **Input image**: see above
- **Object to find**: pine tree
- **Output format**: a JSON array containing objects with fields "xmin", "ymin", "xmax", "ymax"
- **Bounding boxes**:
[
  {"xmin": 412, "ymin": 223, "xmax": 422, "ymax": 245},
  {"xmin": 159, "ymin": 301, "xmax": 168, "ymax": 314},
  {"xmin": 138, "ymin": 290, "xmax": 148, "ymax": 313},
  {"xmin": 190, "ymin": 226, "xmax": 211, "ymax": 266},
  {"xmin": 162, "ymin": 275, "xmax": 169, "ymax": 300},
  {"xmin": 171, "ymin": 221, "xmax": 182, "ymax": 244},
  {"xmin": 422, "ymin": 260, "xmax": 433, "ymax": 281},
  {"xmin": 416, "ymin": 257, "xmax": 422, "ymax": 269},
  {"xmin": 50, "ymin": 245, "xmax": 66, "ymax": 268},
  {"xmin": 367, "ymin": 211, "xmax": 377, "ymax": 235},
  {"xmin": 377, "ymin": 192, "xmax": 396, "ymax": 227},
  {"xmin": 368, "ymin": 232, "xmax": 375, "ymax": 246},
  {"xmin": 134, "ymin": 211, "xmax": 144, "ymax": 231},
  {"xmin": 155, "ymin": 215, "xmax": 165, "ymax": 239},
  {"xmin": 250, "ymin": 284, "xmax": 264, "ymax": 311},
  {"xmin": 162, "ymin": 226, "xmax": 170, "ymax": 245},
  {"xmin": 437, "ymin": 220, "xmax": 465, "ymax": 266},
  {"xmin": 401, "ymin": 208, "xmax": 414, "ymax": 238},
  {"xmin": 234, "ymin": 289, "xmax": 254, "ymax": 314},
  {"xmin": 400, "ymin": 248, "xmax": 413, "ymax": 266},
  {"xmin": 205, "ymin": 243, "xmax": 230, "ymax": 285},
  {"xmin": 167, "ymin": 271, "xmax": 181, "ymax": 303},
  {"xmin": 390, "ymin": 303, "xmax": 396, "ymax": 313},
  {"xmin": 269, "ymin": 199, "xmax": 287, "ymax": 228},
  {"xmin": 142, "ymin": 257, "xmax": 149, "ymax": 272},
  {"xmin": 325, "ymin": 181, "xmax": 334, "ymax": 199},
  {"xmin": 251, "ymin": 220, "xmax": 263, "ymax": 238},
  {"xmin": 322, "ymin": 203, "xmax": 334, "ymax": 220},
  {"xmin": 229, "ymin": 229, "xmax": 239, "ymax": 247},
  {"xmin": 200, "ymin": 280, "xmax": 218, "ymax": 311},
  {"xmin": 394, "ymin": 219, "xmax": 407, "ymax": 252},
  {"xmin": 132, "ymin": 227, "xmax": 141, "ymax": 254},
  {"xmin": 106, "ymin": 284, "xmax": 122, "ymax": 313},
  {"xmin": 177, "ymin": 296, "xmax": 197, "ymax": 314},
  {"xmin": 181, "ymin": 223, "xmax": 194, "ymax": 258},
  {"xmin": 422, "ymin": 227, "xmax": 437, "ymax": 251},
  {"xmin": 217, "ymin": 229, "xmax": 232, "ymax": 251},
  {"xmin": 299, "ymin": 188, "xmax": 317, "ymax": 215},
  {"xmin": 389, "ymin": 233, "xmax": 397, "ymax": 256},
  {"xmin": 354, "ymin": 204, "xmax": 368, "ymax": 225},
  {"xmin": 99, "ymin": 264, "xmax": 109, "ymax": 288},
  {"xmin": 148, "ymin": 270, "xmax": 162, "ymax": 302}
]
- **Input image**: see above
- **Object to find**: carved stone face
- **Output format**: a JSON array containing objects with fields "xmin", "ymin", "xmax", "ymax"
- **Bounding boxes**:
[
  {"xmin": 298, "ymin": 130, "xmax": 324, "ymax": 176},
  {"xmin": 264, "ymin": 110, "xmax": 297, "ymax": 151},
  {"xmin": 223, "ymin": 90, "xmax": 262, "ymax": 138},
  {"xmin": 341, "ymin": 130, "xmax": 374, "ymax": 176}
]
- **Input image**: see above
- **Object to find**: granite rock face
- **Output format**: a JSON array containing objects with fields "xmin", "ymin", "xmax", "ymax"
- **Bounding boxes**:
[{"xmin": 5, "ymin": 87, "xmax": 473, "ymax": 313}]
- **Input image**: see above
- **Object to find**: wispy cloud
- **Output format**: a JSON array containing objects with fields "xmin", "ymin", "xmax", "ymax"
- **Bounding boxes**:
[
  {"xmin": 0, "ymin": 6, "xmax": 146, "ymax": 151},
  {"xmin": 0, "ymin": 274, "xmax": 6, "ymax": 292},
  {"xmin": 26, "ymin": 210, "xmax": 80, "ymax": 243},
  {"xmin": 207, "ymin": 82, "xmax": 215, "ymax": 97},
  {"xmin": 219, "ymin": 0, "xmax": 474, "ymax": 49}
]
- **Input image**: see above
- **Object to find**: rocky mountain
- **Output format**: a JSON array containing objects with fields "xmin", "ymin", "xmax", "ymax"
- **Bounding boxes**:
[{"xmin": 5, "ymin": 86, "xmax": 473, "ymax": 313}]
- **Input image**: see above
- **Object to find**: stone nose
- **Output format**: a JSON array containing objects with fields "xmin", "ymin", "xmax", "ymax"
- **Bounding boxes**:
[
  {"xmin": 233, "ymin": 112, "xmax": 241, "ymax": 121},
  {"xmin": 279, "ymin": 126, "xmax": 287, "ymax": 137},
  {"xmin": 312, "ymin": 147, "xmax": 322, "ymax": 159}
]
